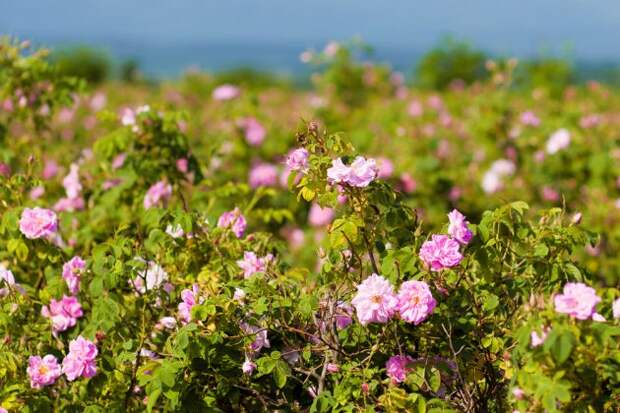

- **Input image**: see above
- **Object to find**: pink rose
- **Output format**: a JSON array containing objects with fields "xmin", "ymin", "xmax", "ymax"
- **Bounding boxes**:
[
  {"xmin": 419, "ymin": 234, "xmax": 463, "ymax": 271},
  {"xmin": 217, "ymin": 207, "xmax": 247, "ymax": 238},
  {"xmin": 397, "ymin": 280, "xmax": 436, "ymax": 325},
  {"xmin": 554, "ymin": 282, "xmax": 601, "ymax": 320},
  {"xmin": 62, "ymin": 336, "xmax": 98, "ymax": 381},
  {"xmin": 27, "ymin": 354, "xmax": 62, "ymax": 388},
  {"xmin": 351, "ymin": 274, "xmax": 398, "ymax": 325},
  {"xmin": 19, "ymin": 207, "xmax": 58, "ymax": 239},
  {"xmin": 385, "ymin": 354, "xmax": 414, "ymax": 384}
]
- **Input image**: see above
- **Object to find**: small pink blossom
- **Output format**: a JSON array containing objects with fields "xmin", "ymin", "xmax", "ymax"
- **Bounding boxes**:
[
  {"xmin": 520, "ymin": 111, "xmax": 540, "ymax": 127},
  {"xmin": 19, "ymin": 207, "xmax": 58, "ymax": 239},
  {"xmin": 240, "ymin": 323, "xmax": 270, "ymax": 353},
  {"xmin": 385, "ymin": 354, "xmax": 414, "ymax": 384},
  {"xmin": 376, "ymin": 157, "xmax": 394, "ymax": 179},
  {"xmin": 143, "ymin": 181, "xmax": 172, "ymax": 209},
  {"xmin": 286, "ymin": 148, "xmax": 309, "ymax": 172},
  {"xmin": 326, "ymin": 363, "xmax": 339, "ymax": 373},
  {"xmin": 612, "ymin": 298, "xmax": 620, "ymax": 319},
  {"xmin": 178, "ymin": 284, "xmax": 202, "ymax": 324},
  {"xmin": 249, "ymin": 163, "xmax": 278, "ymax": 188},
  {"xmin": 399, "ymin": 173, "xmax": 417, "ymax": 193},
  {"xmin": 419, "ymin": 234, "xmax": 463, "ymax": 271},
  {"xmin": 554, "ymin": 282, "xmax": 601, "ymax": 320},
  {"xmin": 130, "ymin": 260, "xmax": 168, "ymax": 294},
  {"xmin": 212, "ymin": 84, "xmax": 240, "ymax": 101},
  {"xmin": 240, "ymin": 117, "xmax": 266, "ymax": 146},
  {"xmin": 62, "ymin": 163, "xmax": 82, "ymax": 199},
  {"xmin": 408, "ymin": 100, "xmax": 424, "ymax": 117},
  {"xmin": 112, "ymin": 153, "xmax": 127, "ymax": 169},
  {"xmin": 397, "ymin": 280, "xmax": 436, "ymax": 325},
  {"xmin": 62, "ymin": 336, "xmax": 98, "ymax": 381},
  {"xmin": 41, "ymin": 295, "xmax": 83, "ymax": 334},
  {"xmin": 512, "ymin": 387, "xmax": 525, "ymax": 400},
  {"xmin": 308, "ymin": 203, "xmax": 334, "ymax": 227},
  {"xmin": 176, "ymin": 158, "xmax": 189, "ymax": 173},
  {"xmin": 62, "ymin": 256, "xmax": 86, "ymax": 295},
  {"xmin": 546, "ymin": 128, "xmax": 571, "ymax": 154},
  {"xmin": 530, "ymin": 326, "xmax": 550, "ymax": 347},
  {"xmin": 351, "ymin": 274, "xmax": 399, "ymax": 325},
  {"xmin": 237, "ymin": 252, "xmax": 273, "ymax": 278},
  {"xmin": 27, "ymin": 354, "xmax": 62, "ymax": 388},
  {"xmin": 43, "ymin": 159, "xmax": 58, "ymax": 179},
  {"xmin": 233, "ymin": 288, "xmax": 247, "ymax": 304},
  {"xmin": 30, "ymin": 185, "xmax": 45, "ymax": 200},
  {"xmin": 217, "ymin": 208, "xmax": 247, "ymax": 238},
  {"xmin": 242, "ymin": 358, "xmax": 257, "ymax": 375},
  {"xmin": 54, "ymin": 196, "xmax": 85, "ymax": 212},
  {"xmin": 447, "ymin": 209, "xmax": 473, "ymax": 245},
  {"xmin": 335, "ymin": 301, "xmax": 354, "ymax": 329}
]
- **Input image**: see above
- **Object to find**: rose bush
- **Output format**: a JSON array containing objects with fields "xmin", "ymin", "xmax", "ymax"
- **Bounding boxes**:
[{"xmin": 0, "ymin": 38, "xmax": 619, "ymax": 412}]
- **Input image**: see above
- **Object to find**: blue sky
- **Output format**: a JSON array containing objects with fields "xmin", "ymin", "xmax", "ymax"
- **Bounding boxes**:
[{"xmin": 2, "ymin": 0, "xmax": 619, "ymax": 75}]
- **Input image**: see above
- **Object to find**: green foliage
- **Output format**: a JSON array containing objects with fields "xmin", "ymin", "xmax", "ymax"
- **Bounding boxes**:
[
  {"xmin": 0, "ymin": 39, "xmax": 618, "ymax": 413},
  {"xmin": 415, "ymin": 37, "xmax": 488, "ymax": 90},
  {"xmin": 51, "ymin": 46, "xmax": 111, "ymax": 85}
]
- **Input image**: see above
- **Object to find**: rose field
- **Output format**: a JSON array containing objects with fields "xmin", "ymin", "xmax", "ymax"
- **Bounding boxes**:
[{"xmin": 0, "ymin": 38, "xmax": 620, "ymax": 412}]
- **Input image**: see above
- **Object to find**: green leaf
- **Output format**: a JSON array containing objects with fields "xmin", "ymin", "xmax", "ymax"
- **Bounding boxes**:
[
  {"xmin": 272, "ymin": 360, "xmax": 290, "ymax": 388},
  {"xmin": 551, "ymin": 330, "xmax": 574, "ymax": 364},
  {"xmin": 533, "ymin": 243, "xmax": 549, "ymax": 258}
]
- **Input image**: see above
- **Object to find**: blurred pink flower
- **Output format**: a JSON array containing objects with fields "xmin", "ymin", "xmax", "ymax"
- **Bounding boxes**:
[
  {"xmin": 308, "ymin": 203, "xmax": 334, "ymax": 227},
  {"xmin": 546, "ymin": 128, "xmax": 571, "ymax": 154},
  {"xmin": 212, "ymin": 84, "xmax": 240, "ymax": 101},
  {"xmin": 520, "ymin": 111, "xmax": 540, "ymax": 127},
  {"xmin": 376, "ymin": 157, "xmax": 394, "ymax": 179},
  {"xmin": 240, "ymin": 117, "xmax": 266, "ymax": 146},
  {"xmin": 248, "ymin": 163, "xmax": 278, "ymax": 188},
  {"xmin": 19, "ymin": 207, "xmax": 58, "ymax": 239},
  {"xmin": 43, "ymin": 159, "xmax": 59, "ymax": 179},
  {"xmin": 143, "ymin": 181, "xmax": 172, "ymax": 209},
  {"xmin": 554, "ymin": 282, "xmax": 601, "ymax": 320}
]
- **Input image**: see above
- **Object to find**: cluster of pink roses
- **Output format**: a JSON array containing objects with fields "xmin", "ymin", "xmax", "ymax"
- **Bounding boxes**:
[
  {"xmin": 236, "ymin": 251, "xmax": 274, "ymax": 278},
  {"xmin": 41, "ymin": 295, "xmax": 83, "ymax": 335},
  {"xmin": 27, "ymin": 336, "xmax": 97, "ymax": 389},
  {"xmin": 351, "ymin": 274, "xmax": 436, "ymax": 326},
  {"xmin": 143, "ymin": 180, "xmax": 172, "ymax": 209},
  {"xmin": 327, "ymin": 156, "xmax": 378, "ymax": 188},
  {"xmin": 54, "ymin": 163, "xmax": 85, "ymax": 212},
  {"xmin": 419, "ymin": 209, "xmax": 471, "ymax": 271},
  {"xmin": 217, "ymin": 207, "xmax": 247, "ymax": 238}
]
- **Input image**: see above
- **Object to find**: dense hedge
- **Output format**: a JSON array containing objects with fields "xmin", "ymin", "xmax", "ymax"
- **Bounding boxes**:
[{"xmin": 0, "ymin": 38, "xmax": 619, "ymax": 412}]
